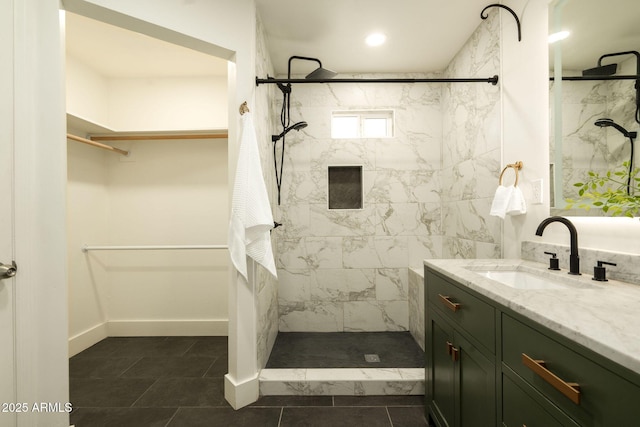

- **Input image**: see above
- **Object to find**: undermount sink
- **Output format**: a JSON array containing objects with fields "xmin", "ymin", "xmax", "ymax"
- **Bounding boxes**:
[{"xmin": 468, "ymin": 266, "xmax": 597, "ymax": 290}]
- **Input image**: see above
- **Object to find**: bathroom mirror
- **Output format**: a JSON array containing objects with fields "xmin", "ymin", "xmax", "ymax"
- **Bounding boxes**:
[{"xmin": 549, "ymin": 0, "xmax": 640, "ymax": 215}]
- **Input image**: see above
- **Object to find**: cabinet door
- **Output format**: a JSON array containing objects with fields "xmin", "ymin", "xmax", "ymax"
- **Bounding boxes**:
[
  {"xmin": 455, "ymin": 332, "xmax": 496, "ymax": 427},
  {"xmin": 427, "ymin": 310, "xmax": 496, "ymax": 427},
  {"xmin": 428, "ymin": 311, "xmax": 456, "ymax": 427}
]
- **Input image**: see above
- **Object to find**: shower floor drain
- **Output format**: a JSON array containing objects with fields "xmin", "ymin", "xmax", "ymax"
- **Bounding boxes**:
[{"xmin": 364, "ymin": 354, "xmax": 381, "ymax": 363}]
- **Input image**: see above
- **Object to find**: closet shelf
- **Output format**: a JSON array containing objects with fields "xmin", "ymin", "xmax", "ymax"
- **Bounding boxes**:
[{"xmin": 90, "ymin": 132, "xmax": 228, "ymax": 141}]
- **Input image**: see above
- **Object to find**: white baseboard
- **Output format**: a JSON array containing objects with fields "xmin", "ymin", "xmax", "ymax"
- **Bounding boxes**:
[
  {"xmin": 68, "ymin": 322, "xmax": 109, "ymax": 357},
  {"xmin": 224, "ymin": 373, "xmax": 259, "ymax": 409},
  {"xmin": 68, "ymin": 320, "xmax": 228, "ymax": 356},
  {"xmin": 107, "ymin": 319, "xmax": 228, "ymax": 337}
]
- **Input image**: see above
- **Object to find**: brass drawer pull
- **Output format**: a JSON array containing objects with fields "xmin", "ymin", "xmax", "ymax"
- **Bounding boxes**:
[
  {"xmin": 438, "ymin": 294, "xmax": 461, "ymax": 312},
  {"xmin": 522, "ymin": 353, "xmax": 581, "ymax": 405},
  {"xmin": 446, "ymin": 341, "xmax": 453, "ymax": 355}
]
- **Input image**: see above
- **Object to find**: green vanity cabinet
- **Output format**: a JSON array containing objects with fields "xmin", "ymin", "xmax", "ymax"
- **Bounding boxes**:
[
  {"xmin": 425, "ymin": 271, "xmax": 496, "ymax": 427},
  {"xmin": 502, "ymin": 314, "xmax": 640, "ymax": 426},
  {"xmin": 425, "ymin": 266, "xmax": 640, "ymax": 427}
]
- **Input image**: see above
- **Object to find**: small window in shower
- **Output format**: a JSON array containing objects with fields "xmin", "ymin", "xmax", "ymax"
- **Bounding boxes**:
[
  {"xmin": 331, "ymin": 110, "xmax": 394, "ymax": 139},
  {"xmin": 328, "ymin": 166, "xmax": 363, "ymax": 210}
]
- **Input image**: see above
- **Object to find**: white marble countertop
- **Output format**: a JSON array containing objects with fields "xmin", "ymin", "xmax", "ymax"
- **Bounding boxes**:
[{"xmin": 424, "ymin": 258, "xmax": 640, "ymax": 376}]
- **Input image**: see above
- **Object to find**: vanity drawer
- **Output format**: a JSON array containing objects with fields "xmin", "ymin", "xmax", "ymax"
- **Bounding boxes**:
[
  {"xmin": 425, "ymin": 270, "xmax": 495, "ymax": 352},
  {"xmin": 502, "ymin": 314, "xmax": 640, "ymax": 426},
  {"xmin": 503, "ymin": 373, "xmax": 575, "ymax": 427}
]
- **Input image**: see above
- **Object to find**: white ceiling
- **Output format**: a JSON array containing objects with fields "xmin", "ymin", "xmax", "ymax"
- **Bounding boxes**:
[
  {"xmin": 65, "ymin": 12, "xmax": 228, "ymax": 78},
  {"xmin": 65, "ymin": 1, "xmax": 640, "ymax": 79},
  {"xmin": 255, "ymin": 0, "xmax": 493, "ymax": 75}
]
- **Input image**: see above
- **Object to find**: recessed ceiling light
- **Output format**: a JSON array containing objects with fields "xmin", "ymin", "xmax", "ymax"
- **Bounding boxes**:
[
  {"xmin": 365, "ymin": 33, "xmax": 386, "ymax": 47},
  {"xmin": 548, "ymin": 31, "xmax": 570, "ymax": 44}
]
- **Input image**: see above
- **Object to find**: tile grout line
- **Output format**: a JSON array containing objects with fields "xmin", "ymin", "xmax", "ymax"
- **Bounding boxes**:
[
  {"xmin": 118, "ymin": 356, "xmax": 144, "ymax": 378},
  {"xmin": 162, "ymin": 407, "xmax": 180, "ymax": 427},
  {"xmin": 200, "ymin": 356, "xmax": 220, "ymax": 378},
  {"xmin": 277, "ymin": 407, "xmax": 284, "ymax": 427},
  {"xmin": 385, "ymin": 406, "xmax": 394, "ymax": 427},
  {"xmin": 128, "ymin": 378, "xmax": 160, "ymax": 408}
]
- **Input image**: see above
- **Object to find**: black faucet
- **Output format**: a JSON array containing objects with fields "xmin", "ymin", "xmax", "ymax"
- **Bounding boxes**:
[{"xmin": 535, "ymin": 216, "xmax": 581, "ymax": 275}]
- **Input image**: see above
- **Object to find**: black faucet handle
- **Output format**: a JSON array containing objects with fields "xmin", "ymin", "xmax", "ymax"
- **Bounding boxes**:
[
  {"xmin": 593, "ymin": 260, "xmax": 617, "ymax": 282},
  {"xmin": 544, "ymin": 251, "xmax": 560, "ymax": 271}
]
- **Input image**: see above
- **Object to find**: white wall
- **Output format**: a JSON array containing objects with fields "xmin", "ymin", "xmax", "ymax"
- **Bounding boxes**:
[
  {"xmin": 67, "ymin": 135, "xmax": 110, "ymax": 355},
  {"xmin": 66, "ymin": 54, "xmax": 228, "ymax": 131},
  {"xmin": 67, "ymin": 55, "xmax": 110, "ymax": 126},
  {"xmin": 107, "ymin": 76, "xmax": 228, "ymax": 131},
  {"xmin": 500, "ymin": 0, "xmax": 551, "ymax": 258},
  {"xmin": 105, "ymin": 138, "xmax": 229, "ymax": 334}
]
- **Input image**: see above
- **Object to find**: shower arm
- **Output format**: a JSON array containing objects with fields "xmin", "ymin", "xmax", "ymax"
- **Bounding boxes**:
[{"xmin": 287, "ymin": 56, "xmax": 322, "ymax": 79}]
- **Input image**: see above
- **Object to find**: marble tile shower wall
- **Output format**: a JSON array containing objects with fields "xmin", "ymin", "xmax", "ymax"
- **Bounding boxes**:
[
  {"xmin": 550, "ymin": 57, "xmax": 637, "ymax": 207},
  {"xmin": 255, "ymin": 15, "xmax": 280, "ymax": 369},
  {"xmin": 270, "ymin": 74, "xmax": 443, "ymax": 332},
  {"xmin": 441, "ymin": 11, "xmax": 502, "ymax": 259},
  {"xmin": 269, "ymin": 12, "xmax": 501, "ymax": 333}
]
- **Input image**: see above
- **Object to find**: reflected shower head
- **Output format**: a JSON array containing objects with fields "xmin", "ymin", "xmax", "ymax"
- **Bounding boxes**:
[
  {"xmin": 272, "ymin": 121, "xmax": 308, "ymax": 142},
  {"xmin": 582, "ymin": 63, "xmax": 617, "ymax": 76},
  {"xmin": 594, "ymin": 118, "xmax": 636, "ymax": 139}
]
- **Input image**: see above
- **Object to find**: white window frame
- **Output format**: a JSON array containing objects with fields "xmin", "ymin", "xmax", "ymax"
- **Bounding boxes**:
[{"xmin": 331, "ymin": 110, "xmax": 394, "ymax": 139}]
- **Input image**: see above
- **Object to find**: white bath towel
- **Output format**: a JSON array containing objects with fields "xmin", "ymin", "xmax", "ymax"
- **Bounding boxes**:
[
  {"xmin": 489, "ymin": 185, "xmax": 514, "ymax": 219},
  {"xmin": 228, "ymin": 113, "xmax": 277, "ymax": 280},
  {"xmin": 506, "ymin": 186, "xmax": 527, "ymax": 216}
]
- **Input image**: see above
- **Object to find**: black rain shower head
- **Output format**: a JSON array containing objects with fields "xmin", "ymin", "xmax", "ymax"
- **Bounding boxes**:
[
  {"xmin": 305, "ymin": 66, "xmax": 338, "ymax": 81},
  {"xmin": 288, "ymin": 55, "xmax": 337, "ymax": 81},
  {"xmin": 272, "ymin": 121, "xmax": 308, "ymax": 142},
  {"xmin": 594, "ymin": 118, "xmax": 637, "ymax": 139}
]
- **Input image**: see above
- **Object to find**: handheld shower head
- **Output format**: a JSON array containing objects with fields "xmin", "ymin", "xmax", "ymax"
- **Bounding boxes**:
[
  {"xmin": 272, "ymin": 121, "xmax": 308, "ymax": 142},
  {"xmin": 594, "ymin": 118, "xmax": 636, "ymax": 138},
  {"xmin": 594, "ymin": 118, "xmax": 637, "ymax": 195}
]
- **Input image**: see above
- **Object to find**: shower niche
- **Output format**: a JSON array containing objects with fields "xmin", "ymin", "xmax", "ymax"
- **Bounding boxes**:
[{"xmin": 327, "ymin": 165, "xmax": 363, "ymax": 210}]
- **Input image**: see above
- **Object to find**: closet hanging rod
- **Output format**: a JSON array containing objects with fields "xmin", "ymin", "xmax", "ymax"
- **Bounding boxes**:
[
  {"xmin": 82, "ymin": 244, "xmax": 228, "ymax": 252},
  {"xmin": 67, "ymin": 133, "xmax": 129, "ymax": 156},
  {"xmin": 90, "ymin": 133, "xmax": 228, "ymax": 142},
  {"xmin": 256, "ymin": 75, "xmax": 499, "ymax": 86}
]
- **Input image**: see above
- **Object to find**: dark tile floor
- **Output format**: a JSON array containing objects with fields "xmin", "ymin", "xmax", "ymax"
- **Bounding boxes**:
[
  {"xmin": 266, "ymin": 331, "xmax": 425, "ymax": 368},
  {"xmin": 70, "ymin": 336, "xmax": 430, "ymax": 426}
]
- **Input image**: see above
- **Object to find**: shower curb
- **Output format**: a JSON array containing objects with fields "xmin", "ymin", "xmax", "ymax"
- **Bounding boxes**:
[{"xmin": 259, "ymin": 368, "xmax": 424, "ymax": 396}]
